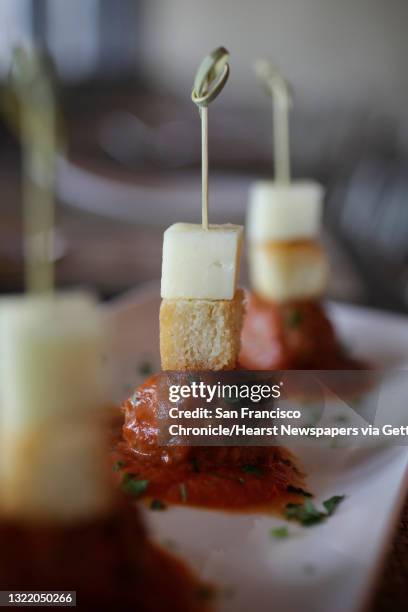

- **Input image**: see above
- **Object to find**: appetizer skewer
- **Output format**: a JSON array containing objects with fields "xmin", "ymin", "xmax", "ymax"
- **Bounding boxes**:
[
  {"xmin": 120, "ymin": 49, "xmax": 305, "ymax": 511},
  {"xmin": 240, "ymin": 61, "xmax": 357, "ymax": 370},
  {"xmin": 0, "ymin": 48, "xmax": 208, "ymax": 611},
  {"xmin": 161, "ymin": 47, "xmax": 243, "ymax": 371},
  {"xmin": 0, "ymin": 292, "xmax": 207, "ymax": 610},
  {"xmin": 161, "ymin": 222, "xmax": 243, "ymax": 370},
  {"xmin": 0, "ymin": 49, "xmax": 113, "ymax": 522}
]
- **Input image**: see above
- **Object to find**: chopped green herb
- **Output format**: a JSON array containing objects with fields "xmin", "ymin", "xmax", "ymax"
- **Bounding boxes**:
[
  {"xmin": 179, "ymin": 483, "xmax": 188, "ymax": 503},
  {"xmin": 286, "ymin": 309, "xmax": 302, "ymax": 328},
  {"xmin": 285, "ymin": 495, "xmax": 346, "ymax": 526},
  {"xmin": 121, "ymin": 473, "xmax": 149, "ymax": 498},
  {"xmin": 191, "ymin": 457, "xmax": 200, "ymax": 473},
  {"xmin": 138, "ymin": 361, "xmax": 153, "ymax": 376},
  {"xmin": 150, "ymin": 499, "xmax": 167, "ymax": 511},
  {"xmin": 335, "ymin": 414, "xmax": 348, "ymax": 423},
  {"xmin": 323, "ymin": 495, "xmax": 345, "ymax": 516},
  {"xmin": 242, "ymin": 464, "xmax": 263, "ymax": 477},
  {"xmin": 285, "ymin": 499, "xmax": 325, "ymax": 526},
  {"xmin": 238, "ymin": 477, "xmax": 246, "ymax": 485},
  {"xmin": 270, "ymin": 526, "xmax": 289, "ymax": 539},
  {"xmin": 112, "ymin": 460, "xmax": 126, "ymax": 472},
  {"xmin": 287, "ymin": 485, "xmax": 313, "ymax": 497}
]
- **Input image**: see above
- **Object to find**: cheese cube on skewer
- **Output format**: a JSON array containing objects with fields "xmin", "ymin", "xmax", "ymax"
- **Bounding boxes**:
[
  {"xmin": 247, "ymin": 180, "xmax": 327, "ymax": 302},
  {"xmin": 247, "ymin": 180, "xmax": 324, "ymax": 242},
  {"xmin": 0, "ymin": 292, "xmax": 113, "ymax": 523},
  {"xmin": 161, "ymin": 223, "xmax": 243, "ymax": 300},
  {"xmin": 0, "ymin": 292, "xmax": 108, "ymax": 429}
]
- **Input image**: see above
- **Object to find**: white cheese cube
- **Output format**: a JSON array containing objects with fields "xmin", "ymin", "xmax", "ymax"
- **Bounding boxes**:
[
  {"xmin": 161, "ymin": 223, "xmax": 243, "ymax": 300},
  {"xmin": 0, "ymin": 292, "xmax": 113, "ymax": 521},
  {"xmin": 249, "ymin": 241, "xmax": 328, "ymax": 302},
  {"xmin": 0, "ymin": 292, "xmax": 109, "ymax": 433},
  {"xmin": 247, "ymin": 180, "xmax": 324, "ymax": 242}
]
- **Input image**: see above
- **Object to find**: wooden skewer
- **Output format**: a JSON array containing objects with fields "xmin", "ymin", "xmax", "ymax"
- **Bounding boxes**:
[
  {"xmin": 191, "ymin": 47, "xmax": 230, "ymax": 230},
  {"xmin": 255, "ymin": 59, "xmax": 292, "ymax": 185},
  {"xmin": 9, "ymin": 47, "xmax": 58, "ymax": 294}
]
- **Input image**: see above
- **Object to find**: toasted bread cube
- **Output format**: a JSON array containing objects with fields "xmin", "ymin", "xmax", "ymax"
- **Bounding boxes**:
[
  {"xmin": 160, "ymin": 289, "xmax": 244, "ymax": 370},
  {"xmin": 249, "ymin": 240, "xmax": 328, "ymax": 302}
]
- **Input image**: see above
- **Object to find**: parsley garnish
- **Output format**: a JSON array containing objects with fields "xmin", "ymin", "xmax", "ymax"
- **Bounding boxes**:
[
  {"xmin": 323, "ymin": 495, "xmax": 345, "ymax": 515},
  {"xmin": 150, "ymin": 499, "xmax": 167, "ymax": 511},
  {"xmin": 121, "ymin": 473, "xmax": 149, "ymax": 498},
  {"xmin": 179, "ymin": 483, "xmax": 188, "ymax": 503},
  {"xmin": 335, "ymin": 414, "xmax": 348, "ymax": 423},
  {"xmin": 286, "ymin": 309, "xmax": 302, "ymax": 328},
  {"xmin": 285, "ymin": 495, "xmax": 345, "ymax": 526},
  {"xmin": 286, "ymin": 485, "xmax": 313, "ymax": 497},
  {"xmin": 270, "ymin": 526, "xmax": 289, "ymax": 539},
  {"xmin": 112, "ymin": 460, "xmax": 126, "ymax": 472},
  {"xmin": 285, "ymin": 499, "xmax": 324, "ymax": 526},
  {"xmin": 242, "ymin": 464, "xmax": 263, "ymax": 476}
]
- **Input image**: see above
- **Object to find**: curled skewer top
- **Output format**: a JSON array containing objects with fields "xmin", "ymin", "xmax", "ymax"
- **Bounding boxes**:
[
  {"xmin": 254, "ymin": 59, "xmax": 292, "ymax": 107},
  {"xmin": 254, "ymin": 59, "xmax": 292, "ymax": 184},
  {"xmin": 192, "ymin": 46, "xmax": 230, "ymax": 108}
]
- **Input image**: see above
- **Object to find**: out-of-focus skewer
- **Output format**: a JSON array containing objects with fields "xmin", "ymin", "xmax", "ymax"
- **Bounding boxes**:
[
  {"xmin": 255, "ymin": 59, "xmax": 292, "ymax": 185},
  {"xmin": 7, "ymin": 48, "xmax": 62, "ymax": 294}
]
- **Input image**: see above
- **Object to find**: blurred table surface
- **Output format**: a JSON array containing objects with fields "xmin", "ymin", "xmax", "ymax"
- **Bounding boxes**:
[{"xmin": 0, "ymin": 165, "xmax": 407, "ymax": 609}]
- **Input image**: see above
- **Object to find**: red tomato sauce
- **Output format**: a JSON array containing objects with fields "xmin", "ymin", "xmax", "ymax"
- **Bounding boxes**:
[
  {"xmin": 116, "ymin": 375, "xmax": 308, "ymax": 512},
  {"xmin": 0, "ymin": 506, "xmax": 211, "ymax": 611}
]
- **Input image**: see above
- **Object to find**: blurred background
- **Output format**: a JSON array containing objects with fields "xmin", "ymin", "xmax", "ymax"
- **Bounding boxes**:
[{"xmin": 1, "ymin": 0, "xmax": 408, "ymax": 311}]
